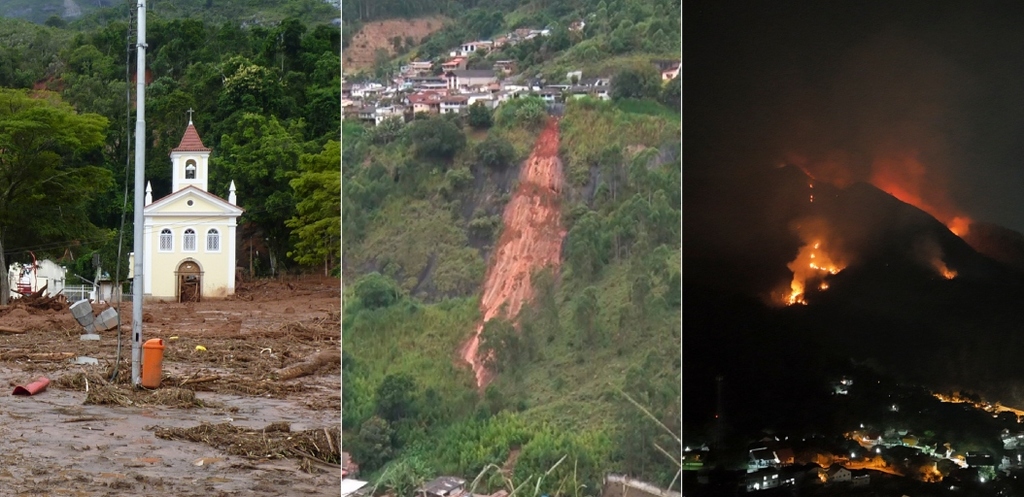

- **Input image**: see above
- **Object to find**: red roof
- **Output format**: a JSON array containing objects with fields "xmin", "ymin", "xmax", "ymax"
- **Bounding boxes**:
[{"xmin": 172, "ymin": 123, "xmax": 211, "ymax": 153}]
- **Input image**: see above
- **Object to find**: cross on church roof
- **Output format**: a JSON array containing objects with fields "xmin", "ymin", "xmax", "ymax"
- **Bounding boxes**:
[{"xmin": 187, "ymin": 108, "xmax": 194, "ymax": 124}]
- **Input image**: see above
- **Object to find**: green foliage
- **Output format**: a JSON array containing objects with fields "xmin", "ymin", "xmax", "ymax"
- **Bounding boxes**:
[
  {"xmin": 468, "ymin": 102, "xmax": 494, "ymax": 129},
  {"xmin": 354, "ymin": 272, "xmax": 402, "ymax": 310},
  {"xmin": 573, "ymin": 286, "xmax": 602, "ymax": 348},
  {"xmin": 611, "ymin": 65, "xmax": 662, "ymax": 100},
  {"xmin": 211, "ymin": 112, "xmax": 304, "ymax": 264},
  {"xmin": 406, "ymin": 117, "xmax": 466, "ymax": 161},
  {"xmin": 286, "ymin": 140, "xmax": 340, "ymax": 272},
  {"xmin": 377, "ymin": 372, "xmax": 419, "ymax": 422},
  {"xmin": 565, "ymin": 211, "xmax": 608, "ymax": 281},
  {"xmin": 354, "ymin": 416, "xmax": 397, "ymax": 473},
  {"xmin": 368, "ymin": 116, "xmax": 406, "ymax": 145},
  {"xmin": 495, "ymin": 96, "xmax": 547, "ymax": 130},
  {"xmin": 375, "ymin": 457, "xmax": 434, "ymax": 497},
  {"xmin": 474, "ymin": 134, "xmax": 516, "ymax": 171},
  {"xmin": 0, "ymin": 89, "xmax": 113, "ymax": 297},
  {"xmin": 479, "ymin": 317, "xmax": 528, "ymax": 373}
]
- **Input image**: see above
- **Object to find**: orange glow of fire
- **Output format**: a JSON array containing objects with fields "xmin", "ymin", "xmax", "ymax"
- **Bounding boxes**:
[
  {"xmin": 785, "ymin": 239, "xmax": 845, "ymax": 305},
  {"xmin": 935, "ymin": 261, "xmax": 957, "ymax": 279},
  {"xmin": 948, "ymin": 216, "xmax": 971, "ymax": 237}
]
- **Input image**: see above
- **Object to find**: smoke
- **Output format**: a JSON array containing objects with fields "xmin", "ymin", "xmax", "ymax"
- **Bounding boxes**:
[
  {"xmin": 915, "ymin": 237, "xmax": 957, "ymax": 279},
  {"xmin": 772, "ymin": 29, "xmax": 975, "ymax": 228}
]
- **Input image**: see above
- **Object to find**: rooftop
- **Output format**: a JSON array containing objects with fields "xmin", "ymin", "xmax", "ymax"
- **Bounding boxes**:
[{"xmin": 171, "ymin": 122, "xmax": 211, "ymax": 153}]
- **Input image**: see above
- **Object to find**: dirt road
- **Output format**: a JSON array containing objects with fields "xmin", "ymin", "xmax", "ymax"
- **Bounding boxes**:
[
  {"xmin": 462, "ymin": 117, "xmax": 566, "ymax": 388},
  {"xmin": 0, "ymin": 275, "xmax": 340, "ymax": 495}
]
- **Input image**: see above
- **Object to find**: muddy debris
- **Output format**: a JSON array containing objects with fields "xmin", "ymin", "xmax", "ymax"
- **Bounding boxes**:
[{"xmin": 151, "ymin": 422, "xmax": 341, "ymax": 472}]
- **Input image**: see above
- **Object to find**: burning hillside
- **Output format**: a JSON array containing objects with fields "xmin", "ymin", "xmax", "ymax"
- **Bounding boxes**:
[{"xmin": 783, "ymin": 218, "xmax": 846, "ymax": 306}]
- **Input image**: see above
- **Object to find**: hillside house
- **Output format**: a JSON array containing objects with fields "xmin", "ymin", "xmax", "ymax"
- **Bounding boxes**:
[
  {"xmin": 408, "ymin": 90, "xmax": 445, "ymax": 114},
  {"xmin": 466, "ymin": 93, "xmax": 497, "ymax": 109},
  {"xmin": 537, "ymin": 88, "xmax": 563, "ymax": 103},
  {"xmin": 493, "ymin": 60, "xmax": 517, "ymax": 75},
  {"xmin": 357, "ymin": 106, "xmax": 376, "ymax": 123},
  {"xmin": 407, "ymin": 76, "xmax": 448, "ymax": 90},
  {"xmin": 458, "ymin": 40, "xmax": 493, "ymax": 56},
  {"xmin": 662, "ymin": 64, "xmax": 680, "ymax": 81},
  {"xmin": 749, "ymin": 447, "xmax": 779, "ymax": 471},
  {"xmin": 440, "ymin": 95, "xmax": 469, "ymax": 114},
  {"xmin": 743, "ymin": 469, "xmax": 782, "ymax": 492},
  {"xmin": 417, "ymin": 477, "xmax": 466, "ymax": 497},
  {"xmin": 446, "ymin": 69, "xmax": 498, "ymax": 90},
  {"xmin": 374, "ymin": 105, "xmax": 405, "ymax": 125},
  {"xmin": 651, "ymin": 59, "xmax": 680, "ymax": 71},
  {"xmin": 826, "ymin": 465, "xmax": 851, "ymax": 483},
  {"xmin": 142, "ymin": 116, "xmax": 242, "ymax": 301},
  {"xmin": 569, "ymin": 20, "xmax": 587, "ymax": 32},
  {"xmin": 441, "ymin": 57, "xmax": 468, "ymax": 71},
  {"xmin": 409, "ymin": 60, "xmax": 433, "ymax": 74}
]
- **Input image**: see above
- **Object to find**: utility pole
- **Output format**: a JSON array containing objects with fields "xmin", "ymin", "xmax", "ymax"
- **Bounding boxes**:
[
  {"xmin": 714, "ymin": 375, "xmax": 724, "ymax": 450},
  {"xmin": 131, "ymin": 0, "xmax": 147, "ymax": 387}
]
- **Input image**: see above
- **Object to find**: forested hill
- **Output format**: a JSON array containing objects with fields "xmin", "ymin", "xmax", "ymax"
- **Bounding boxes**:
[
  {"xmin": 0, "ymin": 6, "xmax": 340, "ymax": 281},
  {"xmin": 0, "ymin": 0, "xmax": 339, "ymax": 27},
  {"xmin": 340, "ymin": 0, "xmax": 680, "ymax": 494}
]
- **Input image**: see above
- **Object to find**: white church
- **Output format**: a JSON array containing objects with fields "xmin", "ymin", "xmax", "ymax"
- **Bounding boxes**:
[{"xmin": 137, "ymin": 115, "xmax": 243, "ymax": 301}]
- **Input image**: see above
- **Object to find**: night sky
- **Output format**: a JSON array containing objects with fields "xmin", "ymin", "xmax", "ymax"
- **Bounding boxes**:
[{"xmin": 685, "ymin": 1, "xmax": 1024, "ymax": 236}]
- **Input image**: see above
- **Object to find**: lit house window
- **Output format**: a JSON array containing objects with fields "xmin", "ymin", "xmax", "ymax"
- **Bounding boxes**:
[
  {"xmin": 186, "ymin": 160, "xmax": 197, "ymax": 179},
  {"xmin": 159, "ymin": 229, "xmax": 172, "ymax": 251},
  {"xmin": 183, "ymin": 228, "xmax": 196, "ymax": 251},
  {"xmin": 206, "ymin": 229, "xmax": 220, "ymax": 251}
]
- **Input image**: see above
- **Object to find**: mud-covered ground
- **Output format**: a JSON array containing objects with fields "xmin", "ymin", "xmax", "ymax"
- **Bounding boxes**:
[{"xmin": 0, "ymin": 275, "xmax": 341, "ymax": 496}]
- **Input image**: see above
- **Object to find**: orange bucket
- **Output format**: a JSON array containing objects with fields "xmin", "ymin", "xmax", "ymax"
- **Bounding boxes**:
[{"xmin": 141, "ymin": 338, "xmax": 165, "ymax": 388}]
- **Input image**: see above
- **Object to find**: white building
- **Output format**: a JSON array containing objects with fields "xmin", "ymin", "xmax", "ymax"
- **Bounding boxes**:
[
  {"xmin": 9, "ymin": 259, "xmax": 66, "ymax": 299},
  {"xmin": 141, "ymin": 117, "xmax": 243, "ymax": 302}
]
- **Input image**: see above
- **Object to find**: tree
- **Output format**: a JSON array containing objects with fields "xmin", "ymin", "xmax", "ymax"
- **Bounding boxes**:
[
  {"xmin": 475, "ymin": 134, "xmax": 515, "ymax": 170},
  {"xmin": 467, "ymin": 101, "xmax": 493, "ymax": 129},
  {"xmin": 353, "ymin": 415, "xmax": 395, "ymax": 472},
  {"xmin": 478, "ymin": 316, "xmax": 523, "ymax": 373},
  {"xmin": 406, "ymin": 117, "xmax": 465, "ymax": 161},
  {"xmin": 0, "ymin": 89, "xmax": 113, "ymax": 304},
  {"xmin": 573, "ymin": 286, "xmax": 601, "ymax": 347},
  {"xmin": 286, "ymin": 140, "xmax": 340, "ymax": 275},
  {"xmin": 565, "ymin": 211, "xmax": 607, "ymax": 281},
  {"xmin": 354, "ymin": 272, "xmax": 401, "ymax": 310},
  {"xmin": 211, "ymin": 113, "xmax": 303, "ymax": 270},
  {"xmin": 376, "ymin": 372, "xmax": 418, "ymax": 422},
  {"xmin": 611, "ymin": 65, "xmax": 661, "ymax": 100}
]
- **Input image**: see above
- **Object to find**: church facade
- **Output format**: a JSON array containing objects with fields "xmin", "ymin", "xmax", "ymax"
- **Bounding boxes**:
[{"xmin": 141, "ymin": 118, "xmax": 243, "ymax": 301}]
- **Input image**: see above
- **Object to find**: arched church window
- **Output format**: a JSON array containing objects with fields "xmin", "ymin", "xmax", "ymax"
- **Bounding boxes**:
[
  {"xmin": 183, "ymin": 228, "xmax": 197, "ymax": 251},
  {"xmin": 159, "ymin": 229, "xmax": 173, "ymax": 251},
  {"xmin": 186, "ymin": 160, "xmax": 197, "ymax": 179},
  {"xmin": 206, "ymin": 229, "xmax": 220, "ymax": 251}
]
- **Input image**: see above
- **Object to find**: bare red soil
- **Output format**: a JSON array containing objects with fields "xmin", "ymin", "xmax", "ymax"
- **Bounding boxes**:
[{"xmin": 462, "ymin": 118, "xmax": 566, "ymax": 388}]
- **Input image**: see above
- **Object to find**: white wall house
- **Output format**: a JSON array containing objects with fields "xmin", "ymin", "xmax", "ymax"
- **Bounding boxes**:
[
  {"xmin": 9, "ymin": 259, "xmax": 66, "ymax": 299},
  {"xmin": 142, "ymin": 118, "xmax": 243, "ymax": 302}
]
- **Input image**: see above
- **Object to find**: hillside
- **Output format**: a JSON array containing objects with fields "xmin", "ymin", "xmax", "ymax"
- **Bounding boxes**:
[
  {"xmin": 684, "ymin": 162, "xmax": 1024, "ymax": 447},
  {"xmin": 343, "ymin": 16, "xmax": 447, "ymax": 71}
]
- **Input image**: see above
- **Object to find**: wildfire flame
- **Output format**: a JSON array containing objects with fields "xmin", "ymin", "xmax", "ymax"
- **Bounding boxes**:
[
  {"xmin": 947, "ymin": 216, "xmax": 971, "ymax": 237},
  {"xmin": 785, "ymin": 237, "xmax": 845, "ymax": 305}
]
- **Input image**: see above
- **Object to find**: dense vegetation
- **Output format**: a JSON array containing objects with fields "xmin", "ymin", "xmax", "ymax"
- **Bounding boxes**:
[
  {"xmin": 341, "ymin": 0, "xmax": 680, "ymax": 491},
  {"xmin": 0, "ymin": 7, "xmax": 340, "ymax": 280}
]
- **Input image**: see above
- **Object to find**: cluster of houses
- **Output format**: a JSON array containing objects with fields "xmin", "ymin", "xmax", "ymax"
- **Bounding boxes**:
[{"xmin": 342, "ymin": 26, "xmax": 680, "ymax": 127}]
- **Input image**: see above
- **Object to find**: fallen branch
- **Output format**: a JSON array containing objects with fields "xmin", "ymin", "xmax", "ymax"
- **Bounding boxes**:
[
  {"xmin": 0, "ymin": 326, "xmax": 25, "ymax": 334},
  {"xmin": 180, "ymin": 375, "xmax": 221, "ymax": 387},
  {"xmin": 1, "ymin": 352, "xmax": 76, "ymax": 361},
  {"xmin": 272, "ymin": 350, "xmax": 340, "ymax": 381}
]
